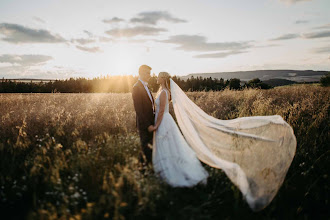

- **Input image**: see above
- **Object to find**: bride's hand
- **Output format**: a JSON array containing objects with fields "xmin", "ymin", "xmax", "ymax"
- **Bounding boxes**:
[{"xmin": 148, "ymin": 125, "xmax": 156, "ymax": 132}]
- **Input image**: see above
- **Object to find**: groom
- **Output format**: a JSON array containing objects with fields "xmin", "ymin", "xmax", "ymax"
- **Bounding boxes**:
[{"xmin": 132, "ymin": 64, "xmax": 155, "ymax": 165}]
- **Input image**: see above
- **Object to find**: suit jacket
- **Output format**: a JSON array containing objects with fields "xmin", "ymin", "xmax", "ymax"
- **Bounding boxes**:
[{"xmin": 132, "ymin": 80, "xmax": 155, "ymax": 132}]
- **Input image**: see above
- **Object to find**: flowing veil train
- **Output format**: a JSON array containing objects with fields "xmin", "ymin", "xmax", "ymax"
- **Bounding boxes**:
[{"xmin": 169, "ymin": 78, "xmax": 297, "ymax": 211}]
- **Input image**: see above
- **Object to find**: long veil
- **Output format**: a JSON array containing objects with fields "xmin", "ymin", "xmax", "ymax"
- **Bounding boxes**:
[{"xmin": 169, "ymin": 78, "xmax": 296, "ymax": 211}]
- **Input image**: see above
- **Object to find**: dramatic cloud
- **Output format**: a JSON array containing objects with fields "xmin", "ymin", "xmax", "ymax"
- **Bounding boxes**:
[
  {"xmin": 160, "ymin": 35, "xmax": 252, "ymax": 52},
  {"xmin": 103, "ymin": 17, "xmax": 125, "ymax": 24},
  {"xmin": 270, "ymin": 33, "xmax": 299, "ymax": 41},
  {"xmin": 311, "ymin": 46, "xmax": 330, "ymax": 54},
  {"xmin": 302, "ymin": 30, "xmax": 330, "ymax": 39},
  {"xmin": 0, "ymin": 54, "xmax": 52, "ymax": 66},
  {"xmin": 105, "ymin": 26, "xmax": 167, "ymax": 38},
  {"xmin": 0, "ymin": 23, "xmax": 66, "ymax": 44},
  {"xmin": 76, "ymin": 45, "xmax": 102, "ymax": 53},
  {"xmin": 130, "ymin": 11, "xmax": 187, "ymax": 25},
  {"xmin": 295, "ymin": 20, "xmax": 309, "ymax": 24},
  {"xmin": 193, "ymin": 50, "xmax": 247, "ymax": 59}
]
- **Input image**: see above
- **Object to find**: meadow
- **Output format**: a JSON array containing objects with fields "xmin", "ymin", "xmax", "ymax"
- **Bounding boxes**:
[{"xmin": 0, "ymin": 84, "xmax": 329, "ymax": 219}]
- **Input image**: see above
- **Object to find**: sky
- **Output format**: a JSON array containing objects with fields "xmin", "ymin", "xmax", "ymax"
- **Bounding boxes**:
[{"xmin": 0, "ymin": 0, "xmax": 329, "ymax": 79}]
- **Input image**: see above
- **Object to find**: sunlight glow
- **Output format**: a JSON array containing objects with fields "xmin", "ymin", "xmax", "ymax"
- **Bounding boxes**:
[{"xmin": 110, "ymin": 42, "xmax": 143, "ymax": 75}]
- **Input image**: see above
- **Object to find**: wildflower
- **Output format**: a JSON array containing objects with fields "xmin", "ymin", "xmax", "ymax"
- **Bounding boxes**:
[
  {"xmin": 87, "ymin": 202, "xmax": 94, "ymax": 207},
  {"xmin": 72, "ymin": 192, "xmax": 80, "ymax": 198}
]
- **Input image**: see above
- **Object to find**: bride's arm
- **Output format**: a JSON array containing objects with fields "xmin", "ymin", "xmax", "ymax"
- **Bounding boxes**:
[{"xmin": 153, "ymin": 90, "xmax": 166, "ymax": 131}]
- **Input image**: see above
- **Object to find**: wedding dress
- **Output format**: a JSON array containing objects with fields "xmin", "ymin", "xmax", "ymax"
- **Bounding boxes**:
[
  {"xmin": 168, "ymin": 78, "xmax": 297, "ymax": 211},
  {"xmin": 152, "ymin": 89, "xmax": 209, "ymax": 187}
]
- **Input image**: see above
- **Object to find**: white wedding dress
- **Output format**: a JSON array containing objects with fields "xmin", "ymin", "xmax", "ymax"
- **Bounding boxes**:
[
  {"xmin": 152, "ymin": 89, "xmax": 209, "ymax": 187},
  {"xmin": 152, "ymin": 79, "xmax": 296, "ymax": 212}
]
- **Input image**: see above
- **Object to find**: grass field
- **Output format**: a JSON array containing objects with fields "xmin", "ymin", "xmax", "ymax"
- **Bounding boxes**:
[{"xmin": 0, "ymin": 84, "xmax": 329, "ymax": 219}]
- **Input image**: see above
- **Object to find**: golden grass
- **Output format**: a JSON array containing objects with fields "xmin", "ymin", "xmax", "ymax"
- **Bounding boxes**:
[{"xmin": 0, "ymin": 84, "xmax": 329, "ymax": 219}]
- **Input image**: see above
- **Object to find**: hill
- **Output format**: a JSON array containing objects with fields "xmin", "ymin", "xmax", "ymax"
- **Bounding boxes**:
[
  {"xmin": 180, "ymin": 70, "xmax": 328, "ymax": 82},
  {"xmin": 262, "ymin": 78, "xmax": 296, "ymax": 87}
]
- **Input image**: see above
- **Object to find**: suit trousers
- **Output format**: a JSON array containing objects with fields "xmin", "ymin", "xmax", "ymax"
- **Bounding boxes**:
[{"xmin": 138, "ymin": 128, "xmax": 153, "ymax": 165}]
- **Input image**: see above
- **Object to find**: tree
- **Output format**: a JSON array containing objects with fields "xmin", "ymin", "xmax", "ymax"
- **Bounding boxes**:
[
  {"xmin": 320, "ymin": 73, "xmax": 330, "ymax": 87},
  {"xmin": 248, "ymin": 78, "xmax": 261, "ymax": 85},
  {"xmin": 246, "ymin": 78, "xmax": 272, "ymax": 89},
  {"xmin": 229, "ymin": 78, "xmax": 241, "ymax": 90}
]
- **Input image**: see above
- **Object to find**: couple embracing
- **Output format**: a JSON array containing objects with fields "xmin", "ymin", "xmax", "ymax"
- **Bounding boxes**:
[{"xmin": 132, "ymin": 64, "xmax": 208, "ymax": 187}]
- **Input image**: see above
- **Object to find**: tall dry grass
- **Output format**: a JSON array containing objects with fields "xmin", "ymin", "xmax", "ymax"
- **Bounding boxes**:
[{"xmin": 0, "ymin": 84, "xmax": 329, "ymax": 219}]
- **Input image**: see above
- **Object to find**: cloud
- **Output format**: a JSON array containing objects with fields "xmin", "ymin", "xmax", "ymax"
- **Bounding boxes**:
[
  {"xmin": 302, "ymin": 30, "xmax": 330, "ymax": 39},
  {"xmin": 279, "ymin": 0, "xmax": 312, "ymax": 4},
  {"xmin": 254, "ymin": 44, "xmax": 280, "ymax": 48},
  {"xmin": 160, "ymin": 35, "xmax": 252, "ymax": 52},
  {"xmin": 32, "ymin": 16, "xmax": 46, "ymax": 23},
  {"xmin": 83, "ymin": 30, "xmax": 93, "ymax": 37},
  {"xmin": 193, "ymin": 50, "xmax": 248, "ymax": 59},
  {"xmin": 0, "ymin": 65, "xmax": 81, "ymax": 79},
  {"xmin": 105, "ymin": 26, "xmax": 167, "ymax": 38},
  {"xmin": 103, "ymin": 17, "xmax": 125, "ymax": 24},
  {"xmin": 270, "ymin": 30, "xmax": 330, "ymax": 41},
  {"xmin": 311, "ymin": 46, "xmax": 330, "ymax": 54},
  {"xmin": 0, "ymin": 54, "xmax": 52, "ymax": 66},
  {"xmin": 99, "ymin": 36, "xmax": 113, "ymax": 42},
  {"xmin": 0, "ymin": 23, "xmax": 66, "ymax": 44},
  {"xmin": 270, "ymin": 33, "xmax": 299, "ymax": 41},
  {"xmin": 130, "ymin": 11, "xmax": 187, "ymax": 25},
  {"xmin": 313, "ymin": 23, "xmax": 330, "ymax": 30},
  {"xmin": 71, "ymin": 38, "xmax": 96, "ymax": 45},
  {"xmin": 295, "ymin": 20, "xmax": 309, "ymax": 24},
  {"xmin": 69, "ymin": 31, "xmax": 97, "ymax": 45},
  {"xmin": 76, "ymin": 45, "xmax": 102, "ymax": 53}
]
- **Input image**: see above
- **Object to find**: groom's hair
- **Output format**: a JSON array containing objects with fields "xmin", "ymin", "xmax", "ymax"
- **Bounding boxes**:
[{"xmin": 139, "ymin": 65, "xmax": 152, "ymax": 75}]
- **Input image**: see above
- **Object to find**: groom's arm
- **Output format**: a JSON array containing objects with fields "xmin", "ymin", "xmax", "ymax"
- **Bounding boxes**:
[{"xmin": 132, "ymin": 86, "xmax": 153, "ymax": 130}]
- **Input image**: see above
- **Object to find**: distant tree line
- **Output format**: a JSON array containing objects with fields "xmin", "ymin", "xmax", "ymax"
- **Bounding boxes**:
[{"xmin": 0, "ymin": 75, "xmax": 273, "ymax": 93}]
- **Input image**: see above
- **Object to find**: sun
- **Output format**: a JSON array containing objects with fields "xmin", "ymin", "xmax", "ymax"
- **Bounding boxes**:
[{"xmin": 110, "ymin": 42, "xmax": 144, "ymax": 76}]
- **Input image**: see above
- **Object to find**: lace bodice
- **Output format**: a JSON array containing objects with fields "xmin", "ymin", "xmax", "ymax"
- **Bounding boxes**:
[{"xmin": 155, "ymin": 89, "xmax": 169, "ymax": 118}]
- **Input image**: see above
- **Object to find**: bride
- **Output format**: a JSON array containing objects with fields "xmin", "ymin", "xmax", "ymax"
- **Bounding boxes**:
[
  {"xmin": 148, "ymin": 72, "xmax": 297, "ymax": 212},
  {"xmin": 148, "ymin": 72, "xmax": 209, "ymax": 187}
]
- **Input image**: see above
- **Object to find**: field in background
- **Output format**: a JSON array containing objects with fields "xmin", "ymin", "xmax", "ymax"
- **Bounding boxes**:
[{"xmin": 0, "ymin": 84, "xmax": 329, "ymax": 219}]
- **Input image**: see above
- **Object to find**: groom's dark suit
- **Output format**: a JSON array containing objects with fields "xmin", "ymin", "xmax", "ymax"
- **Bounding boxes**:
[{"xmin": 132, "ymin": 79, "xmax": 155, "ymax": 165}]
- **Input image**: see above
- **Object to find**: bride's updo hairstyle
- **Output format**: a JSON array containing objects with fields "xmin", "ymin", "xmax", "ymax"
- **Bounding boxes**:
[{"xmin": 157, "ymin": 72, "xmax": 172, "ymax": 101}]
